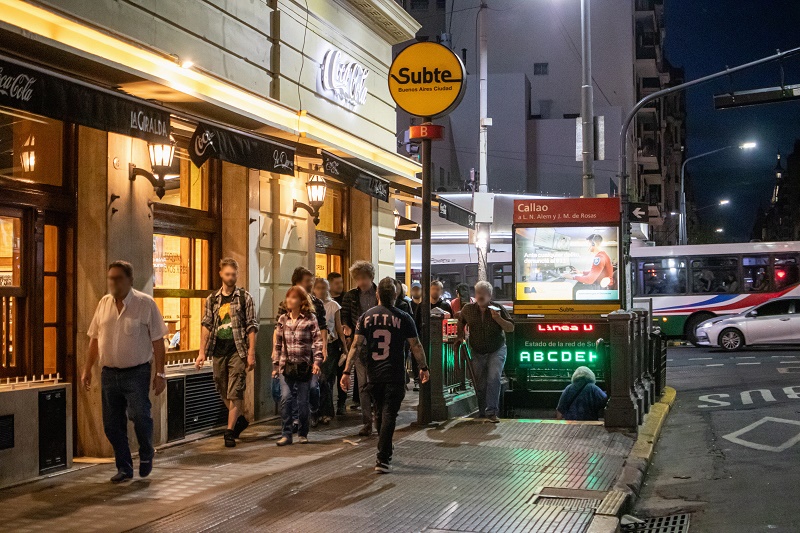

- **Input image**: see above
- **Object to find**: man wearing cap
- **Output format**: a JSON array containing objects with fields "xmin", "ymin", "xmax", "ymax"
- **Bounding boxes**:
[
  {"xmin": 409, "ymin": 281, "xmax": 422, "ymax": 316},
  {"xmin": 562, "ymin": 234, "xmax": 614, "ymax": 298}
]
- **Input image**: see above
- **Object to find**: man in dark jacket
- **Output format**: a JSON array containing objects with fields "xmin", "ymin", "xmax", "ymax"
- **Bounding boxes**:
[{"xmin": 340, "ymin": 260, "xmax": 377, "ymax": 436}]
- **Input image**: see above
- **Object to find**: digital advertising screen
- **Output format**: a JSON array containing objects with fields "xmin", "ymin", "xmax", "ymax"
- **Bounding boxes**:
[{"xmin": 514, "ymin": 225, "xmax": 619, "ymax": 302}]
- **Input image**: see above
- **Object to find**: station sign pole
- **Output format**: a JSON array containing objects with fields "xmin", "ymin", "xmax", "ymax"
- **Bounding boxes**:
[{"xmin": 389, "ymin": 42, "xmax": 466, "ymax": 423}]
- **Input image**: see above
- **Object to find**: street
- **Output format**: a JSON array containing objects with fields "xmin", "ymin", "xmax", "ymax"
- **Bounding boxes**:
[{"xmin": 634, "ymin": 345, "xmax": 800, "ymax": 532}]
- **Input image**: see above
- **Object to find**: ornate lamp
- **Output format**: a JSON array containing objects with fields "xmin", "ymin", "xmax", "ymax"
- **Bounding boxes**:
[
  {"xmin": 129, "ymin": 136, "xmax": 177, "ymax": 199},
  {"xmin": 293, "ymin": 173, "xmax": 328, "ymax": 225}
]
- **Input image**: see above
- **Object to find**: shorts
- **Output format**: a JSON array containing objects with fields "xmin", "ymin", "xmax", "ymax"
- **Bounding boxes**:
[{"xmin": 212, "ymin": 352, "xmax": 247, "ymax": 401}]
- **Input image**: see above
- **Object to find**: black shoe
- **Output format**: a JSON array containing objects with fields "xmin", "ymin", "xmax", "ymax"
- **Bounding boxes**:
[
  {"xmin": 232, "ymin": 415, "xmax": 249, "ymax": 439},
  {"xmin": 310, "ymin": 414, "xmax": 319, "ymax": 428},
  {"xmin": 139, "ymin": 458, "xmax": 153, "ymax": 478},
  {"xmin": 374, "ymin": 461, "xmax": 391, "ymax": 474},
  {"xmin": 224, "ymin": 429, "xmax": 236, "ymax": 447},
  {"xmin": 336, "ymin": 404, "xmax": 346, "ymax": 416},
  {"xmin": 358, "ymin": 425, "xmax": 372, "ymax": 437},
  {"xmin": 110, "ymin": 471, "xmax": 133, "ymax": 483}
]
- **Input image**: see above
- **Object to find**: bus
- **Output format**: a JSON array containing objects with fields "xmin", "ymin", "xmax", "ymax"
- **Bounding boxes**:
[{"xmin": 631, "ymin": 242, "xmax": 800, "ymax": 344}]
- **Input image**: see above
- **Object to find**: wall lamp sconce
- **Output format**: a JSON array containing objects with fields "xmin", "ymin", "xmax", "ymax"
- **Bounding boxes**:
[
  {"xmin": 129, "ymin": 137, "xmax": 176, "ymax": 200},
  {"xmin": 293, "ymin": 173, "xmax": 327, "ymax": 225}
]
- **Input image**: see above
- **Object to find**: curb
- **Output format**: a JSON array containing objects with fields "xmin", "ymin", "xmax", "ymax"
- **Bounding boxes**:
[{"xmin": 587, "ymin": 386, "xmax": 677, "ymax": 533}]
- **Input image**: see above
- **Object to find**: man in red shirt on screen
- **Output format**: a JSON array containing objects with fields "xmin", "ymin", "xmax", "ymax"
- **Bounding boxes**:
[{"xmin": 563, "ymin": 234, "xmax": 614, "ymax": 298}]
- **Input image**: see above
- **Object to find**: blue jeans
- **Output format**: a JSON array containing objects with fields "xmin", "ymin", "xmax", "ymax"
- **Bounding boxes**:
[
  {"xmin": 470, "ymin": 345, "xmax": 507, "ymax": 417},
  {"xmin": 101, "ymin": 363, "xmax": 153, "ymax": 476},
  {"xmin": 292, "ymin": 374, "xmax": 319, "ymax": 421},
  {"xmin": 280, "ymin": 375, "xmax": 310, "ymax": 439}
]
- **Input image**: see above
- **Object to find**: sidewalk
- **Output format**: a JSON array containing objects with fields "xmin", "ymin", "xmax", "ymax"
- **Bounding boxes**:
[{"xmin": 0, "ymin": 395, "xmax": 634, "ymax": 533}]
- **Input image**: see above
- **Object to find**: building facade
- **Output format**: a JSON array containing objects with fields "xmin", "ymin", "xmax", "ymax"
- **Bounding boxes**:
[
  {"xmin": 0, "ymin": 0, "xmax": 419, "ymax": 484},
  {"xmin": 396, "ymin": 0, "xmax": 685, "ymax": 243}
]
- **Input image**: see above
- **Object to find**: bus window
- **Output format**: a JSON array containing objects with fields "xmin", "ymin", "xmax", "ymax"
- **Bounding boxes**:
[
  {"xmin": 774, "ymin": 255, "xmax": 800, "ymax": 290},
  {"xmin": 690, "ymin": 256, "xmax": 739, "ymax": 293},
  {"xmin": 637, "ymin": 258, "xmax": 687, "ymax": 295},
  {"xmin": 743, "ymin": 256, "xmax": 769, "ymax": 292}
]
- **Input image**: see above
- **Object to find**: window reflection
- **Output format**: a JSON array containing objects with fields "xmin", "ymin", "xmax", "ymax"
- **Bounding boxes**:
[
  {"xmin": 0, "ymin": 216, "xmax": 21, "ymax": 287},
  {"xmin": 0, "ymin": 108, "xmax": 63, "ymax": 186},
  {"xmin": 151, "ymin": 147, "xmax": 209, "ymax": 210}
]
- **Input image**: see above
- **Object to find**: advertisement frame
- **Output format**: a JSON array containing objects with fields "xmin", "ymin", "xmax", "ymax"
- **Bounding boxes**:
[{"xmin": 512, "ymin": 198, "xmax": 623, "ymax": 316}]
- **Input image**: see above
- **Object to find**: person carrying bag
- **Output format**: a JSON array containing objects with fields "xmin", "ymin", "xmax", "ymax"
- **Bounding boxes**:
[{"xmin": 272, "ymin": 286, "xmax": 323, "ymax": 446}]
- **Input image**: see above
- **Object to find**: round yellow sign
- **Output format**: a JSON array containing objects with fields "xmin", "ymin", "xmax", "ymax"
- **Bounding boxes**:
[{"xmin": 389, "ymin": 42, "xmax": 466, "ymax": 118}]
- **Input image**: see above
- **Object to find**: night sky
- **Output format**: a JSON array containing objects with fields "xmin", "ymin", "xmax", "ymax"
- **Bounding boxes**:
[{"xmin": 664, "ymin": 0, "xmax": 800, "ymax": 241}]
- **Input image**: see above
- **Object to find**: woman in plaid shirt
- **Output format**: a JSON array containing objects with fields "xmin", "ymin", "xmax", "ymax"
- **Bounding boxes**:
[{"xmin": 272, "ymin": 286, "xmax": 323, "ymax": 446}]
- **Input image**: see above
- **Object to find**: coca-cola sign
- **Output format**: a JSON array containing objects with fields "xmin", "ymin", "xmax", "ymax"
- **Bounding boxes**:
[
  {"xmin": 320, "ymin": 49, "xmax": 369, "ymax": 108},
  {"xmin": 0, "ymin": 68, "xmax": 36, "ymax": 103}
]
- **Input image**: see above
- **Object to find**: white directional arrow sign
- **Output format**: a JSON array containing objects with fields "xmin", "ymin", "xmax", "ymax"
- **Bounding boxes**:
[{"xmin": 628, "ymin": 202, "xmax": 650, "ymax": 223}]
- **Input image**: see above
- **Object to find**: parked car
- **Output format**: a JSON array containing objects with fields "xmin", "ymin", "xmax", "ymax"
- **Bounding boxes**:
[{"xmin": 695, "ymin": 297, "xmax": 800, "ymax": 351}]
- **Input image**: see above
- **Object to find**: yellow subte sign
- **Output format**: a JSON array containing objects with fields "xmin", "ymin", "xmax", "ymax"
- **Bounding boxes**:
[{"xmin": 389, "ymin": 42, "xmax": 466, "ymax": 118}]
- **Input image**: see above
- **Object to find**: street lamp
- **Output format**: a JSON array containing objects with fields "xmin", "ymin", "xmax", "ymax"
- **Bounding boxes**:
[
  {"xmin": 129, "ymin": 137, "xmax": 177, "ymax": 199},
  {"xmin": 715, "ymin": 228, "xmax": 724, "ymax": 233},
  {"xmin": 718, "ymin": 199, "xmax": 730, "ymax": 206},
  {"xmin": 293, "ymin": 173, "xmax": 328, "ymax": 225},
  {"xmin": 20, "ymin": 135, "xmax": 35, "ymax": 173},
  {"xmin": 679, "ymin": 141, "xmax": 756, "ymax": 245}
]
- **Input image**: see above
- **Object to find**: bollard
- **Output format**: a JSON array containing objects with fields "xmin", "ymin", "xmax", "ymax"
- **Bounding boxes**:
[{"xmin": 604, "ymin": 310, "xmax": 639, "ymax": 430}]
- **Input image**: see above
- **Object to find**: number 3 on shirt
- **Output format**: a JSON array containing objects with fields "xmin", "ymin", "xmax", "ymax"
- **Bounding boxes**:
[{"xmin": 371, "ymin": 331, "xmax": 391, "ymax": 360}]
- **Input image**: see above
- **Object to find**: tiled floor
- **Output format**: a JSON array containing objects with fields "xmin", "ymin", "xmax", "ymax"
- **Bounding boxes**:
[{"xmin": 0, "ymin": 406, "xmax": 633, "ymax": 533}]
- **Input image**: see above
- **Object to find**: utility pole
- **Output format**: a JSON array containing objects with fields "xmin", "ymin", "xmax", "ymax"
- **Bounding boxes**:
[
  {"xmin": 580, "ymin": 0, "xmax": 595, "ymax": 198},
  {"xmin": 476, "ymin": 1, "xmax": 490, "ymax": 282}
]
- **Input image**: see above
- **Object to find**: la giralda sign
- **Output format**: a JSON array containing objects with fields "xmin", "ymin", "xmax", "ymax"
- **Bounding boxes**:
[
  {"xmin": 389, "ymin": 42, "xmax": 466, "ymax": 118},
  {"xmin": 320, "ymin": 49, "xmax": 369, "ymax": 108}
]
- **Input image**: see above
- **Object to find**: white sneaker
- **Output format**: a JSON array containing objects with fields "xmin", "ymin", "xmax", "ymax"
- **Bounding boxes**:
[{"xmin": 374, "ymin": 461, "xmax": 391, "ymax": 474}]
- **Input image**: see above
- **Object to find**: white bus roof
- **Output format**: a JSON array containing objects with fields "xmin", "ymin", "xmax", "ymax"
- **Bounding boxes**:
[{"xmin": 631, "ymin": 241, "xmax": 800, "ymax": 258}]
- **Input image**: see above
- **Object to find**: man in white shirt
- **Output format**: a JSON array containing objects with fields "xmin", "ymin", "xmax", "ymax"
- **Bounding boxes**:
[{"xmin": 81, "ymin": 261, "xmax": 168, "ymax": 483}]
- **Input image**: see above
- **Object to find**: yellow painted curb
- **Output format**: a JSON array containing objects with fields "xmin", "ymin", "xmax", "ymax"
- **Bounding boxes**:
[{"xmin": 631, "ymin": 387, "xmax": 676, "ymax": 461}]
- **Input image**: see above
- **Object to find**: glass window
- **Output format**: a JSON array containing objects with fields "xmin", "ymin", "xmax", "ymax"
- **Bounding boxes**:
[
  {"xmin": 153, "ymin": 234, "xmax": 212, "ymax": 354},
  {"xmin": 743, "ymin": 256, "xmax": 769, "ymax": 292},
  {"xmin": 153, "ymin": 235, "xmax": 209, "ymax": 291},
  {"xmin": 152, "ymin": 147, "xmax": 209, "ymax": 211},
  {"xmin": 774, "ymin": 255, "xmax": 800, "ymax": 291},
  {"xmin": 43, "ymin": 225, "xmax": 59, "ymax": 375},
  {"xmin": 690, "ymin": 256, "xmax": 738, "ymax": 294},
  {"xmin": 534, "ymin": 63, "xmax": 549, "ymax": 76},
  {"xmin": 0, "ymin": 216, "xmax": 21, "ymax": 287},
  {"xmin": 156, "ymin": 297, "xmax": 206, "ymax": 352},
  {"xmin": 637, "ymin": 258, "xmax": 687, "ymax": 295},
  {"xmin": 754, "ymin": 299, "xmax": 791, "ymax": 317},
  {"xmin": 315, "ymin": 253, "xmax": 342, "ymax": 280},
  {"xmin": 0, "ymin": 297, "xmax": 18, "ymax": 373},
  {"xmin": 0, "ymin": 108, "xmax": 63, "ymax": 187},
  {"xmin": 316, "ymin": 186, "xmax": 344, "ymax": 235}
]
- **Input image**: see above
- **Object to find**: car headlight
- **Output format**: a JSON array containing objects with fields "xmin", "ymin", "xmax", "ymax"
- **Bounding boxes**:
[{"xmin": 699, "ymin": 321, "xmax": 715, "ymax": 329}]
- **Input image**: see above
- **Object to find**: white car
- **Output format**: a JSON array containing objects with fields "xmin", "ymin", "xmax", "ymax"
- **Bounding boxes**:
[{"xmin": 695, "ymin": 297, "xmax": 800, "ymax": 351}]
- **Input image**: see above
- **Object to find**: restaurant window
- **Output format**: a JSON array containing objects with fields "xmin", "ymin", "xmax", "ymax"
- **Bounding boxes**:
[
  {"xmin": 315, "ymin": 183, "xmax": 347, "ymax": 282},
  {"xmin": 153, "ymin": 234, "xmax": 212, "ymax": 354},
  {"xmin": 0, "ymin": 215, "xmax": 21, "ymax": 377},
  {"xmin": 0, "ymin": 109, "xmax": 63, "ymax": 187},
  {"xmin": 150, "ymin": 147, "xmax": 210, "ymax": 211}
]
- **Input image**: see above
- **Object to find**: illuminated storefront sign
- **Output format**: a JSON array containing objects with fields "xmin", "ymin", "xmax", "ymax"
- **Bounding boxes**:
[
  {"xmin": 514, "ymin": 321, "xmax": 608, "ymax": 371},
  {"xmin": 320, "ymin": 49, "xmax": 369, "ymax": 108}
]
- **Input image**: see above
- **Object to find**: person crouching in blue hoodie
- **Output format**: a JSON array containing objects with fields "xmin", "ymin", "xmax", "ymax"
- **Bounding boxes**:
[{"xmin": 556, "ymin": 366, "xmax": 608, "ymax": 421}]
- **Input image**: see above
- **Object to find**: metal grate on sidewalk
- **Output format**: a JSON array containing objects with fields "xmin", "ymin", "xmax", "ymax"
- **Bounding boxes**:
[{"xmin": 621, "ymin": 513, "xmax": 691, "ymax": 533}]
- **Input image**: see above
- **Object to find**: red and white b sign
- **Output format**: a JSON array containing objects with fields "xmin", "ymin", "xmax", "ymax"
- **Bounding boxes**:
[{"xmin": 409, "ymin": 124, "xmax": 444, "ymax": 140}]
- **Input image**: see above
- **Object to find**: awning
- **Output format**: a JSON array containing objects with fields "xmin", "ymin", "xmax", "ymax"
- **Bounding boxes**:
[
  {"xmin": 321, "ymin": 151, "xmax": 390, "ymax": 202},
  {"xmin": 0, "ymin": 55, "xmax": 170, "ymax": 142},
  {"xmin": 188, "ymin": 122, "xmax": 295, "ymax": 176}
]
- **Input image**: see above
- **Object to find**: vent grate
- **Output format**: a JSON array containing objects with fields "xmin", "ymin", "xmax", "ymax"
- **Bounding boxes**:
[
  {"xmin": 535, "ymin": 496, "xmax": 601, "ymax": 510},
  {"xmin": 184, "ymin": 372, "xmax": 227, "ymax": 435},
  {"xmin": 621, "ymin": 513, "xmax": 691, "ymax": 533}
]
